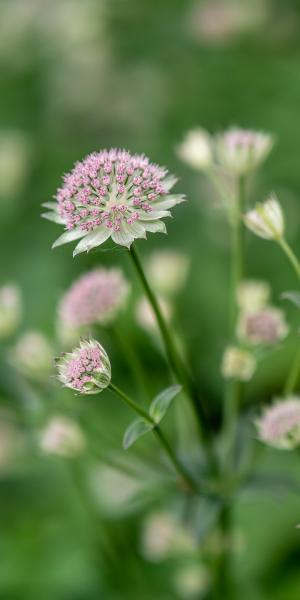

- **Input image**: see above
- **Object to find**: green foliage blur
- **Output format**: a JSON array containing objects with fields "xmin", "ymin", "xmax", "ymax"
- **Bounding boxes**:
[{"xmin": 1, "ymin": 0, "xmax": 300, "ymax": 598}]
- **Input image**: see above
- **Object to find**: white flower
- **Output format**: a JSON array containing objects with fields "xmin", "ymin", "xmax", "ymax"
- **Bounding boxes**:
[
  {"xmin": 141, "ymin": 511, "xmax": 196, "ymax": 562},
  {"xmin": 221, "ymin": 346, "xmax": 256, "ymax": 381},
  {"xmin": 216, "ymin": 128, "xmax": 274, "ymax": 175},
  {"xmin": 244, "ymin": 196, "xmax": 284, "ymax": 240},
  {"xmin": 0, "ymin": 284, "xmax": 22, "ymax": 339},
  {"xmin": 176, "ymin": 128, "xmax": 213, "ymax": 171},
  {"xmin": 146, "ymin": 250, "xmax": 189, "ymax": 295},
  {"xmin": 9, "ymin": 331, "xmax": 53, "ymax": 381},
  {"xmin": 237, "ymin": 280, "xmax": 271, "ymax": 313},
  {"xmin": 40, "ymin": 416, "xmax": 85, "ymax": 457}
]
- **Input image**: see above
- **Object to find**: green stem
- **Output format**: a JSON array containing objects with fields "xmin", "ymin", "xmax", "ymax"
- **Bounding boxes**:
[
  {"xmin": 277, "ymin": 237, "xmax": 300, "ymax": 280},
  {"xmin": 128, "ymin": 244, "xmax": 213, "ymax": 450},
  {"xmin": 224, "ymin": 175, "xmax": 246, "ymax": 444},
  {"xmin": 108, "ymin": 382, "xmax": 199, "ymax": 494},
  {"xmin": 214, "ymin": 504, "xmax": 233, "ymax": 599},
  {"xmin": 276, "ymin": 238, "xmax": 300, "ymax": 396}
]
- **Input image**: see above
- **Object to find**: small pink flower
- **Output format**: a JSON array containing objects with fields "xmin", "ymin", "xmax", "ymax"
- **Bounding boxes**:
[
  {"xmin": 256, "ymin": 398, "xmax": 300, "ymax": 449},
  {"xmin": 59, "ymin": 268, "xmax": 130, "ymax": 329},
  {"xmin": 42, "ymin": 149, "xmax": 185, "ymax": 254},
  {"xmin": 56, "ymin": 339, "xmax": 111, "ymax": 395}
]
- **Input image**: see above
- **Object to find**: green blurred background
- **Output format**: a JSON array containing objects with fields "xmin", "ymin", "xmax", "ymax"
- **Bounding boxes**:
[{"xmin": 1, "ymin": 0, "xmax": 300, "ymax": 598}]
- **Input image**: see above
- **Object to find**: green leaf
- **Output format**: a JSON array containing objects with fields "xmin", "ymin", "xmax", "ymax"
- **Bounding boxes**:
[
  {"xmin": 123, "ymin": 418, "xmax": 154, "ymax": 450},
  {"xmin": 149, "ymin": 385, "xmax": 182, "ymax": 424},
  {"xmin": 281, "ymin": 290, "xmax": 300, "ymax": 309}
]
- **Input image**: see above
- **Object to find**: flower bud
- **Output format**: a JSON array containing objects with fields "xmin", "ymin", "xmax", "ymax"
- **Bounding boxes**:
[
  {"xmin": 216, "ymin": 128, "xmax": 274, "ymax": 175},
  {"xmin": 237, "ymin": 307, "xmax": 288, "ymax": 346},
  {"xmin": 40, "ymin": 416, "xmax": 85, "ymax": 457},
  {"xmin": 9, "ymin": 330, "xmax": 53, "ymax": 382},
  {"xmin": 146, "ymin": 250, "xmax": 189, "ymax": 296},
  {"xmin": 176, "ymin": 128, "xmax": 213, "ymax": 171},
  {"xmin": 237, "ymin": 280, "xmax": 270, "ymax": 313},
  {"xmin": 221, "ymin": 346, "xmax": 256, "ymax": 381},
  {"xmin": 244, "ymin": 196, "xmax": 284, "ymax": 240},
  {"xmin": 0, "ymin": 284, "xmax": 22, "ymax": 339},
  {"xmin": 256, "ymin": 397, "xmax": 300, "ymax": 449},
  {"xmin": 56, "ymin": 339, "xmax": 111, "ymax": 394}
]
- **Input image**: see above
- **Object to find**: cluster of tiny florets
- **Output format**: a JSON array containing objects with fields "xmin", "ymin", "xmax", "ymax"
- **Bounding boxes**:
[
  {"xmin": 59, "ymin": 268, "xmax": 129, "ymax": 329},
  {"xmin": 57, "ymin": 340, "xmax": 111, "ymax": 394},
  {"xmin": 55, "ymin": 149, "xmax": 171, "ymax": 234}
]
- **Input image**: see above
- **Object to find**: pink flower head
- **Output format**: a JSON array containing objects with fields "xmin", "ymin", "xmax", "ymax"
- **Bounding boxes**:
[
  {"xmin": 216, "ymin": 128, "xmax": 274, "ymax": 175},
  {"xmin": 42, "ymin": 149, "xmax": 185, "ymax": 255},
  {"xmin": 56, "ymin": 339, "xmax": 111, "ymax": 394},
  {"xmin": 237, "ymin": 308, "xmax": 288, "ymax": 346},
  {"xmin": 256, "ymin": 397, "xmax": 300, "ymax": 449},
  {"xmin": 59, "ymin": 268, "xmax": 130, "ymax": 329}
]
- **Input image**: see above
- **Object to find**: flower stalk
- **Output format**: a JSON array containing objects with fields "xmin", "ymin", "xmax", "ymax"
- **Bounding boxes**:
[{"xmin": 128, "ymin": 244, "xmax": 215, "ymax": 455}]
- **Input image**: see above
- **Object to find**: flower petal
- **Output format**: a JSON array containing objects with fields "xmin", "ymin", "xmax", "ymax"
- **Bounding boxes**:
[
  {"xmin": 111, "ymin": 222, "xmax": 135, "ymax": 247},
  {"xmin": 42, "ymin": 201, "xmax": 58, "ymax": 210},
  {"xmin": 163, "ymin": 175, "xmax": 178, "ymax": 191},
  {"xmin": 73, "ymin": 226, "xmax": 111, "ymax": 256},
  {"xmin": 52, "ymin": 228, "xmax": 86, "ymax": 249},
  {"xmin": 42, "ymin": 212, "xmax": 65, "ymax": 224},
  {"xmin": 152, "ymin": 194, "xmax": 186, "ymax": 210},
  {"xmin": 138, "ymin": 210, "xmax": 171, "ymax": 220},
  {"xmin": 141, "ymin": 221, "xmax": 167, "ymax": 234}
]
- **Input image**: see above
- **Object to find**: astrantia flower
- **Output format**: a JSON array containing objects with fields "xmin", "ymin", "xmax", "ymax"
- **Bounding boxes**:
[
  {"xmin": 221, "ymin": 346, "xmax": 256, "ymax": 381},
  {"xmin": 256, "ymin": 397, "xmax": 300, "ymax": 449},
  {"xmin": 56, "ymin": 339, "xmax": 111, "ymax": 394},
  {"xmin": 40, "ymin": 416, "xmax": 85, "ymax": 457},
  {"xmin": 43, "ymin": 149, "xmax": 185, "ymax": 255},
  {"xmin": 216, "ymin": 128, "xmax": 274, "ymax": 175},
  {"xmin": 59, "ymin": 268, "xmax": 130, "ymax": 329},
  {"xmin": 237, "ymin": 280, "xmax": 270, "ymax": 313},
  {"xmin": 176, "ymin": 128, "xmax": 213, "ymax": 171},
  {"xmin": 244, "ymin": 196, "xmax": 284, "ymax": 240},
  {"xmin": 237, "ymin": 307, "xmax": 288, "ymax": 346}
]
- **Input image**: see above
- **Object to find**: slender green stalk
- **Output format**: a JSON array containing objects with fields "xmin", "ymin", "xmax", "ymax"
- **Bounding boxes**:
[
  {"xmin": 223, "ymin": 175, "xmax": 246, "ymax": 444},
  {"xmin": 276, "ymin": 238, "xmax": 300, "ymax": 396},
  {"xmin": 214, "ymin": 504, "xmax": 233, "ymax": 599},
  {"xmin": 278, "ymin": 237, "xmax": 300, "ymax": 280},
  {"xmin": 108, "ymin": 382, "xmax": 199, "ymax": 494},
  {"xmin": 128, "ymin": 244, "xmax": 212, "ymax": 448}
]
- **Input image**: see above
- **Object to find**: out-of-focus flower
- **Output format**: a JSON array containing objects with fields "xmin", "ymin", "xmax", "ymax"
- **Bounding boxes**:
[
  {"xmin": 141, "ymin": 511, "xmax": 196, "ymax": 562},
  {"xmin": 0, "ymin": 130, "xmax": 32, "ymax": 199},
  {"xmin": 9, "ymin": 331, "xmax": 53, "ymax": 382},
  {"xmin": 136, "ymin": 296, "xmax": 172, "ymax": 332},
  {"xmin": 146, "ymin": 251, "xmax": 189, "ymax": 296},
  {"xmin": 188, "ymin": 0, "xmax": 269, "ymax": 46},
  {"xmin": 59, "ymin": 268, "xmax": 130, "ymax": 330},
  {"xmin": 237, "ymin": 280, "xmax": 270, "ymax": 313},
  {"xmin": 256, "ymin": 397, "xmax": 300, "ymax": 449},
  {"xmin": 173, "ymin": 563, "xmax": 211, "ymax": 599},
  {"xmin": 216, "ymin": 128, "xmax": 274, "ymax": 175},
  {"xmin": 56, "ymin": 339, "xmax": 111, "ymax": 394},
  {"xmin": 221, "ymin": 346, "xmax": 256, "ymax": 381},
  {"xmin": 40, "ymin": 415, "xmax": 85, "ymax": 457},
  {"xmin": 176, "ymin": 129, "xmax": 213, "ymax": 171},
  {"xmin": 244, "ymin": 196, "xmax": 284, "ymax": 240},
  {"xmin": 0, "ymin": 284, "xmax": 22, "ymax": 339},
  {"xmin": 43, "ymin": 149, "xmax": 185, "ymax": 254},
  {"xmin": 237, "ymin": 307, "xmax": 288, "ymax": 346}
]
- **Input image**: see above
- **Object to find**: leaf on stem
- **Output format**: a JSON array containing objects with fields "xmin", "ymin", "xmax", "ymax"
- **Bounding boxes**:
[
  {"xmin": 123, "ymin": 418, "xmax": 154, "ymax": 450},
  {"xmin": 149, "ymin": 385, "xmax": 182, "ymax": 424}
]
